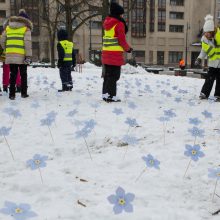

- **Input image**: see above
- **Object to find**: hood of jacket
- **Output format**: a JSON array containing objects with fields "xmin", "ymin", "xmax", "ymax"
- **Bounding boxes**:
[
  {"xmin": 103, "ymin": 16, "xmax": 120, "ymax": 31},
  {"xmin": 6, "ymin": 16, "xmax": 33, "ymax": 31}
]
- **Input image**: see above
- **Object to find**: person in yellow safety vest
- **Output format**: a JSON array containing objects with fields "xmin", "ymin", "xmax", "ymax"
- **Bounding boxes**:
[
  {"xmin": 57, "ymin": 29, "xmax": 76, "ymax": 92},
  {"xmin": 0, "ymin": 9, "xmax": 33, "ymax": 100},
  {"xmin": 101, "ymin": 1, "xmax": 132, "ymax": 102},
  {"xmin": 195, "ymin": 15, "xmax": 220, "ymax": 101}
]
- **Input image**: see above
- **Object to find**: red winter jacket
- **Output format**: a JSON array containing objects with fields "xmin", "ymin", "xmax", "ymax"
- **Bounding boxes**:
[{"xmin": 102, "ymin": 16, "xmax": 131, "ymax": 66}]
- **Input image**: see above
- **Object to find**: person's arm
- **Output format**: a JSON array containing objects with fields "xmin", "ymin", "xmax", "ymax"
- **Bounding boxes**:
[
  {"xmin": 57, "ymin": 43, "xmax": 65, "ymax": 67},
  {"xmin": 115, "ymin": 22, "xmax": 131, "ymax": 52},
  {"xmin": 24, "ymin": 29, "xmax": 32, "ymax": 58},
  {"xmin": 0, "ymin": 31, "xmax": 7, "ymax": 50}
]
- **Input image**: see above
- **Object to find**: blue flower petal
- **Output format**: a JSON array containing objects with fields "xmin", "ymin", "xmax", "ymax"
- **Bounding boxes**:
[
  {"xmin": 125, "ymin": 193, "xmax": 135, "ymax": 202},
  {"xmin": 0, "ymin": 208, "xmax": 12, "ymax": 215},
  {"xmin": 124, "ymin": 203, "xmax": 133, "ymax": 213},
  {"xmin": 113, "ymin": 204, "xmax": 123, "ymax": 214},
  {"xmin": 23, "ymin": 210, "xmax": 38, "ymax": 218},
  {"xmin": 107, "ymin": 195, "xmax": 117, "ymax": 204},
  {"xmin": 116, "ymin": 187, "xmax": 125, "ymax": 197}
]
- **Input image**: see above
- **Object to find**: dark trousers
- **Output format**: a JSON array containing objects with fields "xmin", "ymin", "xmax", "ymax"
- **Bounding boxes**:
[
  {"xmin": 102, "ymin": 64, "xmax": 121, "ymax": 97},
  {"xmin": 9, "ymin": 64, "xmax": 27, "ymax": 96},
  {"xmin": 59, "ymin": 66, "xmax": 73, "ymax": 88},
  {"xmin": 201, "ymin": 67, "xmax": 220, "ymax": 97}
]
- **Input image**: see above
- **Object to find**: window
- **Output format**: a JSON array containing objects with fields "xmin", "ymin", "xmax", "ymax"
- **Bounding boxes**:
[
  {"xmin": 0, "ymin": 0, "xmax": 6, "ymax": 2},
  {"xmin": 123, "ymin": 0, "xmax": 129, "ymax": 24},
  {"xmin": 157, "ymin": 51, "xmax": 164, "ymax": 65},
  {"xmin": 169, "ymin": 51, "xmax": 183, "ymax": 63},
  {"xmin": 158, "ymin": 0, "xmax": 166, "ymax": 32},
  {"xmin": 131, "ymin": 0, "xmax": 147, "ymax": 37},
  {"xmin": 133, "ymin": 50, "xmax": 145, "ymax": 62},
  {"xmin": 170, "ymin": 12, "xmax": 184, "ymax": 19},
  {"xmin": 170, "ymin": 0, "xmax": 184, "ymax": 6},
  {"xmin": 91, "ymin": 21, "xmax": 102, "ymax": 29},
  {"xmin": 0, "ymin": 10, "xmax": 6, "ymax": 18},
  {"xmin": 169, "ymin": 25, "xmax": 184, "ymax": 32}
]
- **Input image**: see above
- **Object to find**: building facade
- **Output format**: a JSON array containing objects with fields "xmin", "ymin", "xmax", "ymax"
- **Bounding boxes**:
[{"xmin": 0, "ymin": 0, "xmax": 219, "ymax": 66}]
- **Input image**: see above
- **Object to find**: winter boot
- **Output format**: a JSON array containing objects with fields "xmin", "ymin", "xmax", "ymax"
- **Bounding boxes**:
[
  {"xmin": 21, "ymin": 94, "xmax": 29, "ymax": 98},
  {"xmin": 199, "ymin": 93, "xmax": 208, "ymax": 100}
]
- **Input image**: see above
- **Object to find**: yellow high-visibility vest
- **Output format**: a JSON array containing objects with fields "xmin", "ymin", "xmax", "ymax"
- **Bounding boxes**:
[
  {"xmin": 215, "ymin": 28, "xmax": 220, "ymax": 56},
  {"xmin": 202, "ymin": 41, "xmax": 216, "ymax": 61},
  {"xmin": 102, "ymin": 25, "xmax": 124, "ymax": 52},
  {"xmin": 60, "ymin": 40, "xmax": 74, "ymax": 61},
  {"xmin": 6, "ymin": 26, "xmax": 27, "ymax": 55}
]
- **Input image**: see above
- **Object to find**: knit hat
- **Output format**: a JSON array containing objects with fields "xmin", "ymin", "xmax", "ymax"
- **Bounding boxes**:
[
  {"xmin": 57, "ymin": 29, "xmax": 68, "ymax": 41},
  {"xmin": 110, "ymin": 2, "xmax": 124, "ymax": 16},
  {"xmin": 203, "ymin": 14, "xmax": 214, "ymax": 32},
  {"xmin": 18, "ymin": 9, "xmax": 30, "ymax": 19}
]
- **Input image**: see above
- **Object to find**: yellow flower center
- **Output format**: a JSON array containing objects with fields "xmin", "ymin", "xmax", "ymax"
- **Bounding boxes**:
[
  {"xmin": 118, "ymin": 198, "xmax": 126, "ymax": 205},
  {"xmin": 149, "ymin": 159, "xmax": 154, "ymax": 165},
  {"xmin": 15, "ymin": 208, "xmax": 23, "ymax": 214},
  {"xmin": 34, "ymin": 160, "xmax": 41, "ymax": 165},
  {"xmin": 191, "ymin": 150, "xmax": 197, "ymax": 155}
]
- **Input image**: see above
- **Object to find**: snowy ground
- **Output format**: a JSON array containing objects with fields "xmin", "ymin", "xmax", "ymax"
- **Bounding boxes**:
[{"xmin": 0, "ymin": 63, "xmax": 220, "ymax": 220}]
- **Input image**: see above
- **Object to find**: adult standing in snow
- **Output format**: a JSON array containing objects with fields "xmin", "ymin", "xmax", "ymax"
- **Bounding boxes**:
[
  {"xmin": 195, "ymin": 15, "xmax": 220, "ymax": 101},
  {"xmin": 0, "ymin": 9, "xmax": 33, "ymax": 100},
  {"xmin": 102, "ymin": 1, "xmax": 132, "ymax": 102},
  {"xmin": 57, "ymin": 29, "xmax": 75, "ymax": 92}
]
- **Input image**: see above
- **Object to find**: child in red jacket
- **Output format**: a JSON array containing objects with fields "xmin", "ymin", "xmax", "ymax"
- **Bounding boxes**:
[{"xmin": 102, "ymin": 2, "xmax": 132, "ymax": 102}]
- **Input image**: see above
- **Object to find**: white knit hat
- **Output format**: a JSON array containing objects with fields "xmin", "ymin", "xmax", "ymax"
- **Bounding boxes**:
[{"xmin": 203, "ymin": 15, "xmax": 214, "ymax": 32}]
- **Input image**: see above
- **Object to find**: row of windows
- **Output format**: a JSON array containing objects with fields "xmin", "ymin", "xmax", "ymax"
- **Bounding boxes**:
[{"xmin": 133, "ymin": 50, "xmax": 183, "ymax": 64}]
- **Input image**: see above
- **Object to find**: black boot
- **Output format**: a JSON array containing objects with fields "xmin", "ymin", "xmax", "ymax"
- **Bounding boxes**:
[
  {"xmin": 58, "ymin": 84, "xmax": 67, "ymax": 92},
  {"xmin": 21, "ymin": 86, "xmax": 29, "ymax": 98}
]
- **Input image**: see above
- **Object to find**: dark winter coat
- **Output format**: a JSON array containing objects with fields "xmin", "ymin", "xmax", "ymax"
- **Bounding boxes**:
[
  {"xmin": 101, "ymin": 16, "xmax": 131, "ymax": 66},
  {"xmin": 57, "ymin": 29, "xmax": 76, "ymax": 68}
]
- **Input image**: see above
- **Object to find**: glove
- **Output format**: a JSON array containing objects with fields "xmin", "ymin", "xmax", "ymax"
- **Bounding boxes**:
[
  {"xmin": 195, "ymin": 58, "xmax": 202, "ymax": 66},
  {"xmin": 126, "ymin": 48, "xmax": 133, "ymax": 53},
  {"xmin": 24, "ymin": 57, "xmax": 31, "ymax": 65}
]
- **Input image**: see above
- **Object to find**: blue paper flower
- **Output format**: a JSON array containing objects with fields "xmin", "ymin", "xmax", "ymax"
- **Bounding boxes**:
[
  {"xmin": 40, "ymin": 117, "xmax": 54, "ymax": 126},
  {"xmin": 84, "ymin": 119, "xmax": 96, "ymax": 130},
  {"xmin": 75, "ymin": 127, "xmax": 90, "ymax": 138},
  {"xmin": 46, "ymin": 111, "xmax": 58, "ymax": 120},
  {"xmin": 125, "ymin": 117, "xmax": 138, "ymax": 127},
  {"xmin": 122, "ymin": 135, "xmax": 139, "ymax": 146},
  {"xmin": 112, "ymin": 108, "xmax": 123, "ymax": 115},
  {"xmin": 202, "ymin": 110, "xmax": 212, "ymax": 118},
  {"xmin": 67, "ymin": 109, "xmax": 78, "ymax": 117},
  {"xmin": 128, "ymin": 102, "xmax": 137, "ymax": 110},
  {"xmin": 188, "ymin": 127, "xmax": 205, "ymax": 138},
  {"xmin": 184, "ymin": 145, "xmax": 205, "ymax": 161},
  {"xmin": 11, "ymin": 109, "xmax": 22, "ymax": 118},
  {"xmin": 164, "ymin": 109, "xmax": 176, "ymax": 118},
  {"xmin": 0, "ymin": 201, "xmax": 37, "ymax": 220},
  {"xmin": 208, "ymin": 168, "xmax": 220, "ymax": 180},
  {"xmin": 142, "ymin": 154, "xmax": 160, "ymax": 169},
  {"xmin": 107, "ymin": 187, "xmax": 135, "ymax": 214},
  {"xmin": 189, "ymin": 118, "xmax": 202, "ymax": 126},
  {"xmin": 172, "ymin": 86, "xmax": 178, "ymax": 90},
  {"xmin": 26, "ymin": 154, "xmax": 48, "ymax": 170},
  {"xmin": 0, "ymin": 127, "xmax": 11, "ymax": 136},
  {"xmin": 31, "ymin": 101, "xmax": 40, "ymax": 109}
]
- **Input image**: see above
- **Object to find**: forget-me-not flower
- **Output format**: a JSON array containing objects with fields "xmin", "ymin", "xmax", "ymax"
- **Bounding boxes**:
[
  {"xmin": 188, "ymin": 127, "xmax": 205, "ymax": 138},
  {"xmin": 184, "ymin": 144, "xmax": 205, "ymax": 161},
  {"xmin": 26, "ymin": 154, "xmax": 48, "ymax": 170},
  {"xmin": 142, "ymin": 154, "xmax": 160, "ymax": 169},
  {"xmin": 107, "ymin": 187, "xmax": 135, "ymax": 214}
]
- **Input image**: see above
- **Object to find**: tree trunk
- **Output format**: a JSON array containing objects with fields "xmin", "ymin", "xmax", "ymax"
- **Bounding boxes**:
[
  {"xmin": 102, "ymin": 0, "xmax": 109, "ymax": 22},
  {"xmin": 65, "ymin": 0, "xmax": 72, "ymax": 41},
  {"xmin": 50, "ymin": 38, "xmax": 56, "ymax": 68}
]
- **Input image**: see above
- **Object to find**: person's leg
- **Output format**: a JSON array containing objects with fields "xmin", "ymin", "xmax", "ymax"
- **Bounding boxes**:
[
  {"xmin": 19, "ymin": 64, "xmax": 28, "ymax": 97},
  {"xmin": 59, "ymin": 66, "xmax": 68, "ymax": 91},
  {"xmin": 214, "ymin": 68, "xmax": 220, "ymax": 98},
  {"xmin": 200, "ymin": 67, "xmax": 215, "ymax": 98},
  {"xmin": 3, "ymin": 63, "xmax": 10, "ymax": 91},
  {"xmin": 67, "ymin": 66, "xmax": 73, "ymax": 90},
  {"xmin": 9, "ymin": 64, "xmax": 18, "ymax": 99},
  {"xmin": 102, "ymin": 65, "xmax": 108, "ymax": 96},
  {"xmin": 16, "ymin": 68, "xmax": 21, "ymax": 92},
  {"xmin": 106, "ymin": 65, "xmax": 121, "ymax": 98}
]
